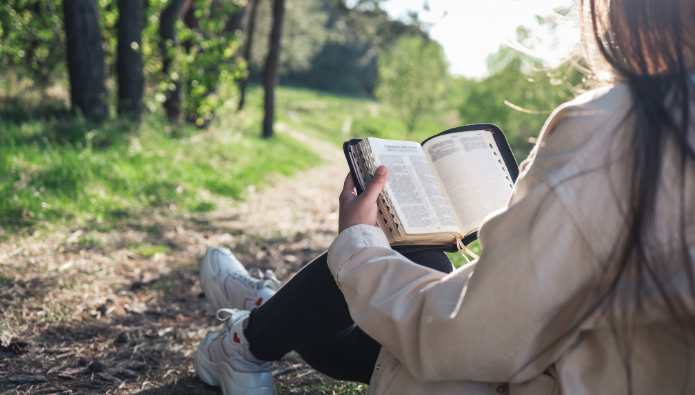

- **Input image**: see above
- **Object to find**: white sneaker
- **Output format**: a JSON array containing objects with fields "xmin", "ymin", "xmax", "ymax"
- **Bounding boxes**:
[
  {"xmin": 195, "ymin": 309, "xmax": 276, "ymax": 395},
  {"xmin": 200, "ymin": 247, "xmax": 279, "ymax": 311}
]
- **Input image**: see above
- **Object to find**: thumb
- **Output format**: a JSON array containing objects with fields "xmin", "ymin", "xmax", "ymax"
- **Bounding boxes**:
[{"xmin": 362, "ymin": 166, "xmax": 388, "ymax": 202}]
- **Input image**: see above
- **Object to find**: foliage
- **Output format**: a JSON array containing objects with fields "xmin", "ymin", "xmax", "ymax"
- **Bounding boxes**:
[
  {"xmin": 453, "ymin": 25, "xmax": 589, "ymax": 159},
  {"xmin": 1, "ymin": 0, "xmax": 246, "ymax": 123},
  {"xmin": 273, "ymin": 36, "xmax": 588, "ymax": 163},
  {"xmin": 100, "ymin": 0, "xmax": 246, "ymax": 124},
  {"xmin": 0, "ymin": 0, "xmax": 431, "ymax": 115},
  {"xmin": 0, "ymin": 94, "xmax": 320, "ymax": 229},
  {"xmin": 275, "ymin": 0, "xmax": 430, "ymax": 96},
  {"xmin": 454, "ymin": 32, "xmax": 587, "ymax": 159},
  {"xmin": 0, "ymin": 0, "xmax": 66, "ymax": 88},
  {"xmin": 333, "ymin": 0, "xmax": 431, "ymax": 52},
  {"xmin": 375, "ymin": 36, "xmax": 448, "ymax": 133},
  {"xmin": 98, "ymin": 0, "xmax": 119, "ymax": 77},
  {"xmin": 167, "ymin": 0, "xmax": 246, "ymax": 125},
  {"xmin": 249, "ymin": 0, "xmax": 329, "ymax": 74}
]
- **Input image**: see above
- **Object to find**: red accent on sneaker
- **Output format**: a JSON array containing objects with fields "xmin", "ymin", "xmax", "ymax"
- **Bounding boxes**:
[
  {"xmin": 255, "ymin": 297, "xmax": 263, "ymax": 307},
  {"xmin": 233, "ymin": 332, "xmax": 241, "ymax": 344}
]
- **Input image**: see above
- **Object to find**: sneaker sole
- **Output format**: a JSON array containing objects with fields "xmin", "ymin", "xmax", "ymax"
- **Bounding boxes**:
[{"xmin": 195, "ymin": 348, "xmax": 277, "ymax": 395}]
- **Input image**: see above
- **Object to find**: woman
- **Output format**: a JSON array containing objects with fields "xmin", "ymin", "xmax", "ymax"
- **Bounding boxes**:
[{"xmin": 193, "ymin": 0, "xmax": 695, "ymax": 394}]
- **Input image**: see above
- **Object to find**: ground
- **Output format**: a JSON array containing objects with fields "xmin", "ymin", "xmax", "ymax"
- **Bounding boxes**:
[{"xmin": 0, "ymin": 128, "xmax": 369, "ymax": 395}]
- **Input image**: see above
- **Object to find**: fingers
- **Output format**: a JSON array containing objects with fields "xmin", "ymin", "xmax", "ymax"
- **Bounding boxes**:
[
  {"xmin": 340, "ymin": 172, "xmax": 356, "ymax": 200},
  {"xmin": 362, "ymin": 166, "xmax": 387, "ymax": 202}
]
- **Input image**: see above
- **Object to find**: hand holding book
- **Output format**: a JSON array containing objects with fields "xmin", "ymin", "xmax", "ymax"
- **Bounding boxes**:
[
  {"xmin": 343, "ymin": 124, "xmax": 520, "ymax": 251},
  {"xmin": 338, "ymin": 166, "xmax": 388, "ymax": 233}
]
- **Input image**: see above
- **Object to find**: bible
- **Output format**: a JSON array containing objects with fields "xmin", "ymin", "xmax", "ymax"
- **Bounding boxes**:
[{"xmin": 343, "ymin": 124, "xmax": 519, "ymax": 251}]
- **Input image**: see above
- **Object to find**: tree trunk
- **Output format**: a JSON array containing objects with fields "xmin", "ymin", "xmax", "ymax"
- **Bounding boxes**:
[
  {"xmin": 117, "ymin": 0, "xmax": 145, "ymax": 118},
  {"xmin": 63, "ymin": 0, "xmax": 108, "ymax": 120},
  {"xmin": 224, "ymin": 1, "xmax": 246, "ymax": 33},
  {"xmin": 159, "ymin": 0, "xmax": 188, "ymax": 122},
  {"xmin": 262, "ymin": 0, "xmax": 285, "ymax": 138},
  {"xmin": 181, "ymin": 4, "xmax": 201, "ymax": 124},
  {"xmin": 237, "ymin": 0, "xmax": 260, "ymax": 111},
  {"xmin": 182, "ymin": 3, "xmax": 199, "ymax": 30}
]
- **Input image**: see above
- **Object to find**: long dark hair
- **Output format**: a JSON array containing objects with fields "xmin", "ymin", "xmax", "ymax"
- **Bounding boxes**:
[
  {"xmin": 521, "ymin": 0, "xmax": 695, "ymax": 391},
  {"xmin": 568, "ymin": 0, "xmax": 695, "ymax": 391}
]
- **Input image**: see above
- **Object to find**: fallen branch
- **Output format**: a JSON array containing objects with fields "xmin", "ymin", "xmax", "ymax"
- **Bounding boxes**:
[{"xmin": 55, "ymin": 351, "xmax": 76, "ymax": 359}]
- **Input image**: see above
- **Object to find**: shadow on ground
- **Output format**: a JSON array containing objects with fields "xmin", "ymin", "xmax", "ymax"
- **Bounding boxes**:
[
  {"xmin": 0, "ymin": 217, "xmax": 365, "ymax": 395},
  {"xmin": 0, "ymin": 127, "xmax": 361, "ymax": 394}
]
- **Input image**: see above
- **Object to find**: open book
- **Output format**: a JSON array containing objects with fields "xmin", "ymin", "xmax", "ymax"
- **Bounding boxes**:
[{"xmin": 344, "ymin": 124, "xmax": 519, "ymax": 250}]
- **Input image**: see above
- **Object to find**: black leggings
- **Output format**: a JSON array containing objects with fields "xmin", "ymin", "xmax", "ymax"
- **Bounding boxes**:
[{"xmin": 244, "ymin": 249, "xmax": 453, "ymax": 384}]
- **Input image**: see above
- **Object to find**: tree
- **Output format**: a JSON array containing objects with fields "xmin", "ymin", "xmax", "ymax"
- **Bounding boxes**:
[
  {"xmin": 375, "ymin": 36, "xmax": 447, "ymax": 134},
  {"xmin": 0, "ymin": 0, "xmax": 66, "ymax": 90},
  {"xmin": 454, "ymin": 26, "xmax": 587, "ymax": 159},
  {"xmin": 63, "ymin": 0, "xmax": 108, "ymax": 119},
  {"xmin": 262, "ymin": 0, "xmax": 285, "ymax": 138},
  {"xmin": 237, "ymin": 0, "xmax": 260, "ymax": 111},
  {"xmin": 159, "ymin": 0, "xmax": 187, "ymax": 121},
  {"xmin": 250, "ymin": 0, "xmax": 327, "ymax": 76},
  {"xmin": 116, "ymin": 0, "xmax": 145, "ymax": 118},
  {"xmin": 158, "ymin": 0, "xmax": 244, "ymax": 125},
  {"xmin": 264, "ymin": 0, "xmax": 428, "ymax": 96}
]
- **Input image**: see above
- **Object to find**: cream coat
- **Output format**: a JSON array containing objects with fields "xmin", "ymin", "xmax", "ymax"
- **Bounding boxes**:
[{"xmin": 326, "ymin": 83, "xmax": 695, "ymax": 395}]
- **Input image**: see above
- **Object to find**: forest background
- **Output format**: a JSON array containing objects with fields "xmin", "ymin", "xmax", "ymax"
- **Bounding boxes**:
[{"xmin": 0, "ymin": 0, "xmax": 590, "ymax": 231}]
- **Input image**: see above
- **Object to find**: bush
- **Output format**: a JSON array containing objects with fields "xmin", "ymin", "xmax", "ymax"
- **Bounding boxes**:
[{"xmin": 375, "ymin": 36, "xmax": 448, "ymax": 133}]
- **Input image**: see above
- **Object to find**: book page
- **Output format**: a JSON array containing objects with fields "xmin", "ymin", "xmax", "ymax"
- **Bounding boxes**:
[
  {"xmin": 367, "ymin": 137, "xmax": 460, "ymax": 235},
  {"xmin": 423, "ymin": 131, "xmax": 514, "ymax": 235}
]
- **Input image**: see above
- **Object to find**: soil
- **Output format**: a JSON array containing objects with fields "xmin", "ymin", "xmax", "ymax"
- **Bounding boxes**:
[{"xmin": 0, "ymin": 129, "xmax": 367, "ymax": 394}]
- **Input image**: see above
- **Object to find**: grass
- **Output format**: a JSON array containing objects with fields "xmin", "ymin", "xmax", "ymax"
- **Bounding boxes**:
[
  {"xmin": 0, "ymin": 83, "xmax": 507, "ymax": 232},
  {"xmin": 130, "ymin": 241, "xmax": 169, "ymax": 256},
  {"xmin": 269, "ymin": 85, "xmax": 462, "ymax": 147},
  {"xmin": 0, "ymin": 84, "xmax": 488, "ymax": 273},
  {"xmin": 447, "ymin": 239, "xmax": 482, "ymax": 268},
  {"xmin": 0, "ymin": 92, "xmax": 321, "ymax": 230}
]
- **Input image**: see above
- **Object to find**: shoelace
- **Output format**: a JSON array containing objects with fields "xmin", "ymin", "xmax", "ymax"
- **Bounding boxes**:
[
  {"xmin": 224, "ymin": 271, "xmax": 261, "ymax": 293},
  {"xmin": 216, "ymin": 308, "xmax": 239, "ymax": 323},
  {"xmin": 248, "ymin": 268, "xmax": 281, "ymax": 290},
  {"xmin": 262, "ymin": 270, "xmax": 281, "ymax": 289}
]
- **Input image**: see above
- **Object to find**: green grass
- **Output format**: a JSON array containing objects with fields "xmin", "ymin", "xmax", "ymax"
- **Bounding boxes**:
[
  {"xmin": 446, "ymin": 240, "xmax": 482, "ymax": 268},
  {"xmin": 0, "ymin": 84, "xmax": 481, "ymax": 232},
  {"xmin": 130, "ymin": 241, "xmax": 170, "ymax": 256},
  {"xmin": 77, "ymin": 234, "xmax": 103, "ymax": 248},
  {"xmin": 264, "ymin": 85, "xmax": 461, "ymax": 148},
  {"xmin": 0, "ymin": 91, "xmax": 321, "ymax": 229}
]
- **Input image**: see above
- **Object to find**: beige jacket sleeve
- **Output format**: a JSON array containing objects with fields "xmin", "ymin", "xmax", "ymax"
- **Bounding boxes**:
[{"xmin": 327, "ymin": 114, "xmax": 602, "ymax": 384}]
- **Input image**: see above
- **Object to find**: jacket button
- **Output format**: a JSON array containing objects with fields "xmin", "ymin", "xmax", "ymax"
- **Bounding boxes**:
[{"xmin": 376, "ymin": 364, "xmax": 380, "ymax": 371}]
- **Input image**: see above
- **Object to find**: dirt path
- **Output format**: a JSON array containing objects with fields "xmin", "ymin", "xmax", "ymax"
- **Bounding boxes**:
[{"xmin": 0, "ymin": 129, "xmax": 365, "ymax": 395}]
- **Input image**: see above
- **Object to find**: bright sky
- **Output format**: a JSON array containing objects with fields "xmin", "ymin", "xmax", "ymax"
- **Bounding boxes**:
[{"xmin": 381, "ymin": 0, "xmax": 579, "ymax": 78}]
